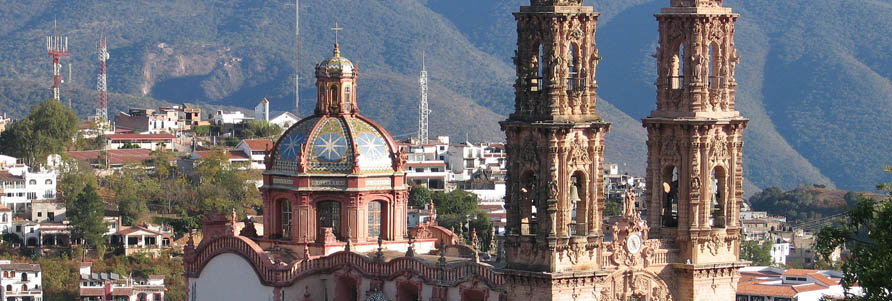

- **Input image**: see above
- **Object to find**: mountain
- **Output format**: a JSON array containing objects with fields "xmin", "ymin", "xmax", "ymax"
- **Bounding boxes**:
[{"xmin": 0, "ymin": 0, "xmax": 889, "ymax": 192}]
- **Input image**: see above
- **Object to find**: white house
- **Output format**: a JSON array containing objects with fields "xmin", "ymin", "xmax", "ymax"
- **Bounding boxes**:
[
  {"xmin": 254, "ymin": 98, "xmax": 270, "ymax": 122},
  {"xmin": 771, "ymin": 241, "xmax": 791, "ymax": 266},
  {"xmin": 0, "ymin": 260, "xmax": 42, "ymax": 301},
  {"xmin": 0, "ymin": 164, "xmax": 57, "ymax": 215},
  {"xmin": 105, "ymin": 134, "xmax": 175, "ymax": 151},
  {"xmin": 209, "ymin": 110, "xmax": 248, "ymax": 127},
  {"xmin": 269, "ymin": 112, "xmax": 299, "ymax": 129},
  {"xmin": 235, "ymin": 139, "xmax": 273, "ymax": 170},
  {"xmin": 111, "ymin": 224, "xmax": 173, "ymax": 257},
  {"xmin": 79, "ymin": 262, "xmax": 165, "ymax": 301},
  {"xmin": 737, "ymin": 266, "xmax": 862, "ymax": 301},
  {"xmin": 399, "ymin": 136, "xmax": 451, "ymax": 191}
]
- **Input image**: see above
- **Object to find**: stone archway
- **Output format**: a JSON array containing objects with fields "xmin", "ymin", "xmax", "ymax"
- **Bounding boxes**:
[{"xmin": 597, "ymin": 269, "xmax": 672, "ymax": 301}]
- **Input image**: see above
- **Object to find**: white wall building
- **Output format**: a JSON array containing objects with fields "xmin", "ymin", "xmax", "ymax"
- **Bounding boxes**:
[
  {"xmin": 447, "ymin": 142, "xmax": 506, "ymax": 182},
  {"xmin": 770, "ymin": 241, "xmax": 791, "ymax": 266},
  {"xmin": 254, "ymin": 98, "xmax": 270, "ymax": 122},
  {"xmin": 0, "ymin": 164, "xmax": 57, "ymax": 215},
  {"xmin": 210, "ymin": 110, "xmax": 248, "ymax": 126},
  {"xmin": 235, "ymin": 139, "xmax": 273, "ymax": 170},
  {"xmin": 269, "ymin": 112, "xmax": 299, "ymax": 129},
  {"xmin": 79, "ymin": 262, "xmax": 165, "ymax": 301},
  {"xmin": 737, "ymin": 266, "xmax": 862, "ymax": 301},
  {"xmin": 399, "ymin": 136, "xmax": 451, "ymax": 191},
  {"xmin": 0, "ymin": 260, "xmax": 43, "ymax": 301}
]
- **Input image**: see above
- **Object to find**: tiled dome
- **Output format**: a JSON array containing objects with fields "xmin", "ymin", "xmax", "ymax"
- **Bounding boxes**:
[{"xmin": 270, "ymin": 115, "xmax": 397, "ymax": 174}]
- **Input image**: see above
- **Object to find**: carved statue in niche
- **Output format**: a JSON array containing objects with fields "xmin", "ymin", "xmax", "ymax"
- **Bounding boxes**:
[
  {"xmin": 729, "ymin": 49, "xmax": 740, "ymax": 80},
  {"xmin": 548, "ymin": 180, "xmax": 559, "ymax": 200},
  {"xmin": 692, "ymin": 54, "xmax": 707, "ymax": 83}
]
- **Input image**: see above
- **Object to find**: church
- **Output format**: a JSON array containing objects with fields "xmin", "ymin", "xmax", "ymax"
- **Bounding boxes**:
[{"xmin": 183, "ymin": 0, "xmax": 748, "ymax": 300}]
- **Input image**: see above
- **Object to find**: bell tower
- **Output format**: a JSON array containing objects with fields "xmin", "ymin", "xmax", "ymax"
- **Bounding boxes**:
[
  {"xmin": 500, "ymin": 0, "xmax": 610, "ymax": 298},
  {"xmin": 644, "ymin": 0, "xmax": 748, "ymax": 299}
]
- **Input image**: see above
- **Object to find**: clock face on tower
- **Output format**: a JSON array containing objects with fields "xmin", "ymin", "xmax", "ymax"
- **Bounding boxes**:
[{"xmin": 627, "ymin": 234, "xmax": 642, "ymax": 254}]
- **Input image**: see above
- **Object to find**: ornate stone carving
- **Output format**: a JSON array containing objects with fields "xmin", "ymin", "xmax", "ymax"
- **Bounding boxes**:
[{"xmin": 568, "ymin": 142, "xmax": 591, "ymax": 166}]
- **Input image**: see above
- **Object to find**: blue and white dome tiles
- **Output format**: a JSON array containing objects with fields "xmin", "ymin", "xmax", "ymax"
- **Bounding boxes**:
[{"xmin": 271, "ymin": 115, "xmax": 397, "ymax": 174}]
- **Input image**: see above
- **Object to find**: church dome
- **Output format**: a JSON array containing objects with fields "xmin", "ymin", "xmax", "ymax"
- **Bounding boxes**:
[
  {"xmin": 270, "ymin": 114, "xmax": 398, "ymax": 174},
  {"xmin": 316, "ymin": 44, "xmax": 355, "ymax": 78}
]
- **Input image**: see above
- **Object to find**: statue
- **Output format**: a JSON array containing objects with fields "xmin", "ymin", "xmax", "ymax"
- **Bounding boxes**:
[{"xmin": 623, "ymin": 188, "xmax": 637, "ymax": 218}]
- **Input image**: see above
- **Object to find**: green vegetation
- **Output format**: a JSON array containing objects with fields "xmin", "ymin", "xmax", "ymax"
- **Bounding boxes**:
[
  {"xmin": 429, "ymin": 190, "xmax": 494, "ymax": 252},
  {"xmin": 237, "ymin": 120, "xmax": 283, "ymax": 139},
  {"xmin": 747, "ymin": 185, "xmax": 874, "ymax": 224},
  {"xmin": 0, "ymin": 248, "xmax": 185, "ymax": 301},
  {"xmin": 0, "ymin": 99, "xmax": 78, "ymax": 166},
  {"xmin": 67, "ymin": 183, "xmax": 107, "ymax": 249},
  {"xmin": 740, "ymin": 240, "xmax": 773, "ymax": 266},
  {"xmin": 409, "ymin": 185, "xmax": 432, "ymax": 208},
  {"xmin": 815, "ymin": 167, "xmax": 892, "ymax": 300}
]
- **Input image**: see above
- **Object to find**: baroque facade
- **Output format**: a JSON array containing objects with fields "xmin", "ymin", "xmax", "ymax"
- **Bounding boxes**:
[{"xmin": 183, "ymin": 0, "xmax": 747, "ymax": 300}]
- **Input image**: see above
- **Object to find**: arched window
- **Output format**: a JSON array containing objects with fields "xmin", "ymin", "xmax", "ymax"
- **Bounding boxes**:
[
  {"xmin": 138, "ymin": 293, "xmax": 148, "ymax": 301},
  {"xmin": 344, "ymin": 85, "xmax": 352, "ymax": 108},
  {"xmin": 708, "ymin": 43, "xmax": 719, "ymax": 88},
  {"xmin": 670, "ymin": 44, "xmax": 685, "ymax": 89},
  {"xmin": 520, "ymin": 171, "xmax": 538, "ymax": 235},
  {"xmin": 2, "ymin": 214, "xmax": 6, "ymax": 222},
  {"xmin": 2, "ymin": 271, "xmax": 6, "ymax": 278},
  {"xmin": 21, "ymin": 273, "xmax": 27, "ymax": 282},
  {"xmin": 317, "ymin": 201, "xmax": 341, "ymax": 237},
  {"xmin": 29, "ymin": 180, "xmax": 36, "ymax": 185},
  {"xmin": 21, "ymin": 284, "xmax": 26, "ymax": 291},
  {"xmin": 569, "ymin": 172, "xmax": 587, "ymax": 236},
  {"xmin": 662, "ymin": 166, "xmax": 679, "ymax": 227},
  {"xmin": 280, "ymin": 200, "xmax": 292, "ymax": 239},
  {"xmin": 397, "ymin": 282, "xmax": 419, "ymax": 301},
  {"xmin": 534, "ymin": 44, "xmax": 545, "ymax": 91},
  {"xmin": 45, "ymin": 179, "xmax": 52, "ymax": 185},
  {"xmin": 367, "ymin": 201, "xmax": 382, "ymax": 239},
  {"xmin": 711, "ymin": 166, "xmax": 727, "ymax": 228},
  {"xmin": 567, "ymin": 43, "xmax": 580, "ymax": 91},
  {"xmin": 329, "ymin": 86, "xmax": 340, "ymax": 113},
  {"xmin": 5, "ymin": 284, "xmax": 10, "ymax": 292}
]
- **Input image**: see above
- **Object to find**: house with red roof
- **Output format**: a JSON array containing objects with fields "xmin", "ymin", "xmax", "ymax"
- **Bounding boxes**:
[{"xmin": 736, "ymin": 266, "xmax": 863, "ymax": 301}]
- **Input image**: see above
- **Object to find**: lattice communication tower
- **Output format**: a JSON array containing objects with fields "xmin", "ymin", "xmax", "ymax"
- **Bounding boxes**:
[
  {"xmin": 96, "ymin": 30, "xmax": 110, "ymax": 122},
  {"xmin": 416, "ymin": 53, "xmax": 430, "ymax": 145},
  {"xmin": 46, "ymin": 22, "xmax": 68, "ymax": 101}
]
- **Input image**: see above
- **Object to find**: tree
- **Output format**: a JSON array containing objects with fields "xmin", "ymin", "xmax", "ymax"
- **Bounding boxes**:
[
  {"xmin": 740, "ymin": 240, "xmax": 773, "ymax": 266},
  {"xmin": 409, "ymin": 185, "xmax": 431, "ymax": 208},
  {"xmin": 67, "ymin": 183, "xmax": 107, "ymax": 248},
  {"xmin": 239, "ymin": 120, "xmax": 282, "ymax": 139},
  {"xmin": 191, "ymin": 150, "xmax": 261, "ymax": 214},
  {"xmin": 604, "ymin": 200, "xmax": 622, "ymax": 217},
  {"xmin": 815, "ymin": 167, "xmax": 892, "ymax": 300},
  {"xmin": 108, "ymin": 167, "xmax": 159, "ymax": 225},
  {"xmin": 0, "ymin": 99, "xmax": 78, "ymax": 166}
]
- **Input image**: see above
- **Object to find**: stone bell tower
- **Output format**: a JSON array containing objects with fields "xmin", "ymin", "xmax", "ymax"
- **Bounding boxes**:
[
  {"xmin": 500, "ymin": 0, "xmax": 610, "ymax": 299},
  {"xmin": 643, "ymin": 0, "xmax": 748, "ymax": 299}
]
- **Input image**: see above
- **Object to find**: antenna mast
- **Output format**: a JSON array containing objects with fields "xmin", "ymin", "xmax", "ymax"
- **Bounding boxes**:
[
  {"xmin": 416, "ymin": 52, "xmax": 430, "ymax": 145},
  {"xmin": 96, "ymin": 29, "xmax": 109, "ymax": 122},
  {"xmin": 294, "ymin": 0, "xmax": 301, "ymax": 118},
  {"xmin": 67, "ymin": 64, "xmax": 72, "ymax": 108},
  {"xmin": 46, "ymin": 20, "xmax": 69, "ymax": 101}
]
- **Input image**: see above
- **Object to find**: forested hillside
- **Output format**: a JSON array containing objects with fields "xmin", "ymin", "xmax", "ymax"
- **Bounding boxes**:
[{"xmin": 0, "ymin": 0, "xmax": 889, "ymax": 192}]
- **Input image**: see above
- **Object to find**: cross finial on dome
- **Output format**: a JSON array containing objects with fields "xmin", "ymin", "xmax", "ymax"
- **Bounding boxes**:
[{"xmin": 331, "ymin": 22, "xmax": 344, "ymax": 50}]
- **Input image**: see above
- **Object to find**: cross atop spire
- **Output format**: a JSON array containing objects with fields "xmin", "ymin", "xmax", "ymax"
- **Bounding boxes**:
[{"xmin": 330, "ymin": 22, "xmax": 343, "ymax": 45}]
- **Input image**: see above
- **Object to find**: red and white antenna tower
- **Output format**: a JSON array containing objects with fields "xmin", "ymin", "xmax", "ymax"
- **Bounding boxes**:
[
  {"xmin": 46, "ymin": 20, "xmax": 68, "ymax": 101},
  {"xmin": 96, "ymin": 29, "xmax": 109, "ymax": 121}
]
